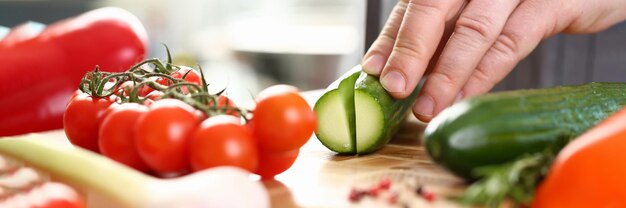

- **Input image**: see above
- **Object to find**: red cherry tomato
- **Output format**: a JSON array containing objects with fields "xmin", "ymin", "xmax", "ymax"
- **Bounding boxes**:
[
  {"xmin": 134, "ymin": 99, "xmax": 198, "ymax": 175},
  {"xmin": 208, "ymin": 95, "xmax": 239, "ymax": 116},
  {"xmin": 143, "ymin": 91, "xmax": 165, "ymax": 106},
  {"xmin": 115, "ymin": 80, "xmax": 153, "ymax": 97},
  {"xmin": 252, "ymin": 85, "xmax": 316, "ymax": 152},
  {"xmin": 255, "ymin": 149, "xmax": 299, "ymax": 179},
  {"xmin": 63, "ymin": 93, "xmax": 116, "ymax": 153},
  {"xmin": 98, "ymin": 103, "xmax": 150, "ymax": 172},
  {"xmin": 145, "ymin": 90, "xmax": 164, "ymax": 101},
  {"xmin": 156, "ymin": 66, "xmax": 202, "ymax": 94},
  {"xmin": 190, "ymin": 115, "xmax": 258, "ymax": 172},
  {"xmin": 68, "ymin": 90, "xmax": 82, "ymax": 103}
]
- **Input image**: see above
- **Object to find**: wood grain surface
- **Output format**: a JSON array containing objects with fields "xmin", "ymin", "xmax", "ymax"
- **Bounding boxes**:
[
  {"xmin": 260, "ymin": 91, "xmax": 468, "ymax": 208},
  {"xmin": 267, "ymin": 114, "xmax": 467, "ymax": 208}
]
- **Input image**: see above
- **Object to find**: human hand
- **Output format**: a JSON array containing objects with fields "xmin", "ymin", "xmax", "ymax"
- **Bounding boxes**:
[{"xmin": 362, "ymin": 0, "xmax": 626, "ymax": 122}]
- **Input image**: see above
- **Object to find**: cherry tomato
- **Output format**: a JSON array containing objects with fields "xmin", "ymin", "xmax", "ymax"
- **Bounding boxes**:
[
  {"xmin": 190, "ymin": 115, "xmax": 258, "ymax": 172},
  {"xmin": 255, "ymin": 149, "xmax": 299, "ymax": 179},
  {"xmin": 142, "ymin": 99, "xmax": 155, "ymax": 106},
  {"xmin": 115, "ymin": 80, "xmax": 153, "ymax": 97},
  {"xmin": 68, "ymin": 90, "xmax": 82, "ymax": 103},
  {"xmin": 63, "ymin": 93, "xmax": 116, "ymax": 153},
  {"xmin": 156, "ymin": 66, "xmax": 202, "ymax": 94},
  {"xmin": 135, "ymin": 99, "xmax": 198, "ymax": 175},
  {"xmin": 171, "ymin": 66, "xmax": 202, "ymax": 84},
  {"xmin": 143, "ymin": 91, "xmax": 165, "ymax": 106},
  {"xmin": 145, "ymin": 90, "xmax": 164, "ymax": 101},
  {"xmin": 208, "ymin": 95, "xmax": 239, "ymax": 116},
  {"xmin": 252, "ymin": 85, "xmax": 316, "ymax": 152},
  {"xmin": 98, "ymin": 103, "xmax": 150, "ymax": 172}
]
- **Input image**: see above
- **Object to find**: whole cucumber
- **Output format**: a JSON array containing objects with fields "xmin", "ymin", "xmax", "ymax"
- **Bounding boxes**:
[{"xmin": 424, "ymin": 82, "xmax": 626, "ymax": 180}]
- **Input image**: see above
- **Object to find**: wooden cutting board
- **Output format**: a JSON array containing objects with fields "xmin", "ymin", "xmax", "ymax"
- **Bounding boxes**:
[{"xmin": 264, "ymin": 90, "xmax": 467, "ymax": 208}]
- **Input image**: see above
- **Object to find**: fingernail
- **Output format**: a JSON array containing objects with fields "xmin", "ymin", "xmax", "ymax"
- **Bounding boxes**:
[
  {"xmin": 381, "ymin": 70, "xmax": 406, "ymax": 93},
  {"xmin": 362, "ymin": 55, "xmax": 385, "ymax": 75},
  {"xmin": 414, "ymin": 95, "xmax": 434, "ymax": 118}
]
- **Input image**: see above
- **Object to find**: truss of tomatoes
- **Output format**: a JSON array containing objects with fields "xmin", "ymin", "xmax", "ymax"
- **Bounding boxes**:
[{"xmin": 63, "ymin": 57, "xmax": 316, "ymax": 179}]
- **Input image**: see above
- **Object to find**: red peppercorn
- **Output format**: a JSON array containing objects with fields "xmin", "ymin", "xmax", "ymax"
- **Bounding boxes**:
[
  {"xmin": 378, "ymin": 177, "xmax": 391, "ymax": 190},
  {"xmin": 368, "ymin": 186, "xmax": 381, "ymax": 197},
  {"xmin": 423, "ymin": 191, "xmax": 435, "ymax": 202},
  {"xmin": 387, "ymin": 192, "xmax": 398, "ymax": 204},
  {"xmin": 349, "ymin": 188, "xmax": 368, "ymax": 203},
  {"xmin": 349, "ymin": 188, "xmax": 361, "ymax": 202}
]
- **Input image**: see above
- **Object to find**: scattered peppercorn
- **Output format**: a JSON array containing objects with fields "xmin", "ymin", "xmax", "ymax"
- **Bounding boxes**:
[
  {"xmin": 423, "ymin": 191, "xmax": 435, "ymax": 202},
  {"xmin": 368, "ymin": 186, "xmax": 381, "ymax": 197},
  {"xmin": 349, "ymin": 188, "xmax": 363, "ymax": 202},
  {"xmin": 414, "ymin": 185, "xmax": 437, "ymax": 202},
  {"xmin": 415, "ymin": 185, "xmax": 423, "ymax": 195},
  {"xmin": 378, "ymin": 177, "xmax": 391, "ymax": 190},
  {"xmin": 349, "ymin": 176, "xmax": 438, "ymax": 205},
  {"xmin": 387, "ymin": 192, "xmax": 398, "ymax": 204}
]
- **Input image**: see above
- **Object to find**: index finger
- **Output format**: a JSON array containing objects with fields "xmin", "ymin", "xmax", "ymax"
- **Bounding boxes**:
[{"xmin": 379, "ymin": 0, "xmax": 464, "ymax": 99}]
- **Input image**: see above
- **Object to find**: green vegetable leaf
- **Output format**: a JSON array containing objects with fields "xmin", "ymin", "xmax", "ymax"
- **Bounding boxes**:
[
  {"xmin": 458, "ymin": 151, "xmax": 556, "ymax": 207},
  {"xmin": 457, "ymin": 132, "xmax": 573, "ymax": 207}
]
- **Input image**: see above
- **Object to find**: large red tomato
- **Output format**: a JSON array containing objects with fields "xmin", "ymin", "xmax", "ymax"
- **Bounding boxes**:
[
  {"xmin": 532, "ymin": 107, "xmax": 626, "ymax": 207},
  {"xmin": 252, "ymin": 85, "xmax": 316, "ymax": 152},
  {"xmin": 98, "ymin": 103, "xmax": 150, "ymax": 172},
  {"xmin": 190, "ymin": 115, "xmax": 258, "ymax": 172},
  {"xmin": 134, "ymin": 99, "xmax": 198, "ymax": 175},
  {"xmin": 63, "ymin": 93, "xmax": 116, "ymax": 153}
]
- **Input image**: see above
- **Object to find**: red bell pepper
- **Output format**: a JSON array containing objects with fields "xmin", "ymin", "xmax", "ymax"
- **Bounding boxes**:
[
  {"xmin": 0, "ymin": 7, "xmax": 147, "ymax": 136},
  {"xmin": 0, "ymin": 21, "xmax": 45, "ymax": 47},
  {"xmin": 532, "ymin": 106, "xmax": 626, "ymax": 207}
]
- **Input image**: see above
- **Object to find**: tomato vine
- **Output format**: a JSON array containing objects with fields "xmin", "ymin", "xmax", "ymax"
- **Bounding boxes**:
[{"xmin": 77, "ymin": 49, "xmax": 249, "ymax": 120}]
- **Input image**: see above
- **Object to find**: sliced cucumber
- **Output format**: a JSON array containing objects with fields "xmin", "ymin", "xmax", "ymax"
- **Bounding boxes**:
[
  {"xmin": 315, "ymin": 65, "xmax": 420, "ymax": 154},
  {"xmin": 314, "ymin": 66, "xmax": 360, "ymax": 153},
  {"xmin": 354, "ymin": 89, "xmax": 384, "ymax": 153}
]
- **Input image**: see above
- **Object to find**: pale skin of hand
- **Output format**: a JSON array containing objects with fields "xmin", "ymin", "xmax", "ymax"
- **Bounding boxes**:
[{"xmin": 362, "ymin": 0, "xmax": 626, "ymax": 122}]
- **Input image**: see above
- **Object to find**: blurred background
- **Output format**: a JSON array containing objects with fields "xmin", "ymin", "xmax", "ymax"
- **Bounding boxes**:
[
  {"xmin": 2, "ymin": 0, "xmax": 625, "ymax": 104},
  {"xmin": 0, "ymin": 0, "xmax": 367, "ymax": 104}
]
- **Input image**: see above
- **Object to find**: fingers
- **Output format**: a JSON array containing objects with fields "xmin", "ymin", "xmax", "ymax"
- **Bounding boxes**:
[
  {"xmin": 413, "ymin": 0, "xmax": 521, "ymax": 121},
  {"xmin": 461, "ymin": 0, "xmax": 559, "ymax": 99},
  {"xmin": 379, "ymin": 0, "xmax": 464, "ymax": 99},
  {"xmin": 362, "ymin": 1, "xmax": 409, "ymax": 76}
]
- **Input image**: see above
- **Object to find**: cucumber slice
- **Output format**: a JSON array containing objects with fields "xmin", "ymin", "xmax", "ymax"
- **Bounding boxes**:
[
  {"xmin": 354, "ymin": 89, "xmax": 384, "ymax": 153},
  {"xmin": 314, "ymin": 66, "xmax": 360, "ymax": 153},
  {"xmin": 315, "ymin": 65, "xmax": 420, "ymax": 154}
]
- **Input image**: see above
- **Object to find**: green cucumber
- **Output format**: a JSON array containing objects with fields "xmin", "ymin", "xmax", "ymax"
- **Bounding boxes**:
[
  {"xmin": 424, "ymin": 82, "xmax": 626, "ymax": 180},
  {"xmin": 314, "ymin": 65, "xmax": 420, "ymax": 154}
]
